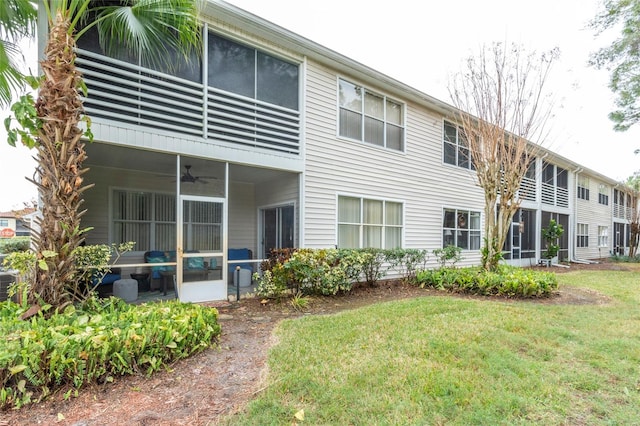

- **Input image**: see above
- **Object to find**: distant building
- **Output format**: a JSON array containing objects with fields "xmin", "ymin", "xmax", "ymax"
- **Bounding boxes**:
[{"xmin": 0, "ymin": 209, "xmax": 35, "ymax": 238}]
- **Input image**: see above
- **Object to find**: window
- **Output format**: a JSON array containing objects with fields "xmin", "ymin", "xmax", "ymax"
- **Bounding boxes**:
[
  {"xmin": 598, "ymin": 226, "xmax": 609, "ymax": 247},
  {"xmin": 337, "ymin": 196, "xmax": 403, "ymax": 249},
  {"xmin": 598, "ymin": 184, "xmax": 609, "ymax": 205},
  {"xmin": 443, "ymin": 121, "xmax": 475, "ymax": 170},
  {"xmin": 577, "ymin": 176, "xmax": 589, "ymax": 200},
  {"xmin": 208, "ymin": 33, "xmax": 299, "ymax": 110},
  {"xmin": 112, "ymin": 190, "xmax": 176, "ymax": 251},
  {"xmin": 0, "ymin": 219, "xmax": 7, "ymax": 227},
  {"xmin": 442, "ymin": 208, "xmax": 481, "ymax": 250},
  {"xmin": 577, "ymin": 223, "xmax": 589, "ymax": 248},
  {"xmin": 338, "ymin": 79, "xmax": 404, "ymax": 151}
]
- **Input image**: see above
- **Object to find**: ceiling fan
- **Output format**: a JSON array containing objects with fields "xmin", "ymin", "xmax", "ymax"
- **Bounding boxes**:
[{"xmin": 179, "ymin": 165, "xmax": 217, "ymax": 184}]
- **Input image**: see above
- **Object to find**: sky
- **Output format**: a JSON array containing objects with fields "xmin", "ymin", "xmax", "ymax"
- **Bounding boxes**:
[{"xmin": 1, "ymin": 0, "xmax": 638, "ymax": 211}]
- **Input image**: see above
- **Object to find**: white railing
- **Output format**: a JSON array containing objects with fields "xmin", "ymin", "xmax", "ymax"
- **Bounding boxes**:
[
  {"xmin": 541, "ymin": 183, "xmax": 569, "ymax": 208},
  {"xmin": 613, "ymin": 204, "xmax": 625, "ymax": 219},
  {"xmin": 541, "ymin": 183, "xmax": 555, "ymax": 206},
  {"xmin": 207, "ymin": 90, "xmax": 300, "ymax": 155},
  {"xmin": 76, "ymin": 49, "xmax": 300, "ymax": 155},
  {"xmin": 557, "ymin": 187, "xmax": 569, "ymax": 208},
  {"xmin": 518, "ymin": 177, "xmax": 536, "ymax": 201}
]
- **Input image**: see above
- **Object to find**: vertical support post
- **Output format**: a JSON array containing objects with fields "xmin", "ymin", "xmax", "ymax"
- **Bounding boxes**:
[{"xmin": 235, "ymin": 265, "xmax": 241, "ymax": 302}]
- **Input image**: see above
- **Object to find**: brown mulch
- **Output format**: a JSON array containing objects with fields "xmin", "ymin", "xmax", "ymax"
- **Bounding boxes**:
[{"xmin": 1, "ymin": 261, "xmax": 620, "ymax": 426}]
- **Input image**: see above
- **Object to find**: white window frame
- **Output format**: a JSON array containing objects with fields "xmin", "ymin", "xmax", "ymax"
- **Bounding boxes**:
[
  {"xmin": 598, "ymin": 226, "xmax": 609, "ymax": 247},
  {"xmin": 337, "ymin": 78, "xmax": 405, "ymax": 152},
  {"xmin": 442, "ymin": 208, "xmax": 482, "ymax": 250},
  {"xmin": 336, "ymin": 195, "xmax": 404, "ymax": 249},
  {"xmin": 598, "ymin": 184, "xmax": 609, "ymax": 205},
  {"xmin": 577, "ymin": 176, "xmax": 589, "ymax": 200},
  {"xmin": 443, "ymin": 120, "xmax": 475, "ymax": 170},
  {"xmin": 577, "ymin": 223, "xmax": 589, "ymax": 248}
]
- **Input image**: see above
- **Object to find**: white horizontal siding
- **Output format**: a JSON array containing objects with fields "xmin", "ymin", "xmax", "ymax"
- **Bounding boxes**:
[
  {"xmin": 303, "ymin": 61, "xmax": 484, "ymax": 266},
  {"xmin": 575, "ymin": 175, "xmax": 613, "ymax": 260}
]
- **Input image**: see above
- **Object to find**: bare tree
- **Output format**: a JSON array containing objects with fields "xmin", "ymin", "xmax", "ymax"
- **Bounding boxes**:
[
  {"xmin": 625, "ymin": 172, "xmax": 640, "ymax": 257},
  {"xmin": 448, "ymin": 43, "xmax": 558, "ymax": 271}
]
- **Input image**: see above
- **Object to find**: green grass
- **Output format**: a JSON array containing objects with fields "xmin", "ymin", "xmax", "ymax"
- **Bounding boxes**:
[{"xmin": 225, "ymin": 268, "xmax": 640, "ymax": 425}]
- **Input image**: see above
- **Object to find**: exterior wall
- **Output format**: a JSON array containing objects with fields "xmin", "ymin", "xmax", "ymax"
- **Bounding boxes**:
[
  {"xmin": 228, "ymin": 181, "xmax": 257, "ymax": 253},
  {"xmin": 575, "ymin": 174, "xmax": 613, "ymax": 260},
  {"xmin": 302, "ymin": 61, "xmax": 485, "ymax": 266}
]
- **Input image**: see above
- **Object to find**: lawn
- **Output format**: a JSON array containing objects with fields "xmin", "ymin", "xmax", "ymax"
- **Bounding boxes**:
[{"xmin": 226, "ymin": 267, "xmax": 640, "ymax": 425}]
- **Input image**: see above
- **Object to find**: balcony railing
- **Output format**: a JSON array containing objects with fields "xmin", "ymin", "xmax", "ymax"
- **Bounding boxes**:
[
  {"xmin": 518, "ymin": 177, "xmax": 536, "ymax": 201},
  {"xmin": 541, "ymin": 183, "xmax": 569, "ymax": 208},
  {"xmin": 76, "ymin": 49, "xmax": 300, "ymax": 155}
]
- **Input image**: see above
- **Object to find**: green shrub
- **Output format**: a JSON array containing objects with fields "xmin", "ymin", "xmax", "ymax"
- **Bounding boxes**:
[
  {"xmin": 416, "ymin": 265, "xmax": 557, "ymax": 298},
  {"xmin": 0, "ymin": 237, "xmax": 30, "ymax": 254},
  {"xmin": 385, "ymin": 248, "xmax": 428, "ymax": 284},
  {"xmin": 0, "ymin": 296, "xmax": 221, "ymax": 409},
  {"xmin": 610, "ymin": 254, "xmax": 640, "ymax": 263},
  {"xmin": 358, "ymin": 248, "xmax": 389, "ymax": 286},
  {"xmin": 255, "ymin": 248, "xmax": 438, "ymax": 297},
  {"xmin": 256, "ymin": 248, "xmax": 377, "ymax": 297},
  {"xmin": 432, "ymin": 245, "xmax": 462, "ymax": 268}
]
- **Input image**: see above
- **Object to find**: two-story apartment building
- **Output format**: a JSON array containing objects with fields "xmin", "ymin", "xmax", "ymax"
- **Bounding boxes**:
[{"xmin": 37, "ymin": 1, "xmax": 635, "ymax": 302}]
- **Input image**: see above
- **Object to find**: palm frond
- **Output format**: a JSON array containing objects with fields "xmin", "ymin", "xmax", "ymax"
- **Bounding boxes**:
[{"xmin": 78, "ymin": 0, "xmax": 202, "ymax": 72}]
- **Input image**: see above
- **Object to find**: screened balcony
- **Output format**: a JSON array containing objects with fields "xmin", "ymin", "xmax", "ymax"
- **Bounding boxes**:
[{"xmin": 76, "ymin": 28, "xmax": 301, "ymax": 156}]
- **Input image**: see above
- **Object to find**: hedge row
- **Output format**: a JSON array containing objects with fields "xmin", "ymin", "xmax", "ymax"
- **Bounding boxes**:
[
  {"xmin": 255, "ymin": 248, "xmax": 434, "ymax": 297},
  {"xmin": 256, "ymin": 247, "xmax": 556, "ymax": 299}
]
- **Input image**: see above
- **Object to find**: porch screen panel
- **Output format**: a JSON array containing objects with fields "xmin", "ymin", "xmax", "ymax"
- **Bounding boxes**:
[
  {"xmin": 113, "ymin": 190, "xmax": 152, "ymax": 250},
  {"xmin": 155, "ymin": 193, "xmax": 176, "ymax": 250},
  {"xmin": 256, "ymin": 52, "xmax": 299, "ymax": 110},
  {"xmin": 183, "ymin": 201, "xmax": 222, "ymax": 251}
]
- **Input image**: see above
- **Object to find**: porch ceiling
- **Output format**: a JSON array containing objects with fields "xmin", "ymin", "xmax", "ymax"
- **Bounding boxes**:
[{"xmin": 84, "ymin": 142, "xmax": 296, "ymax": 185}]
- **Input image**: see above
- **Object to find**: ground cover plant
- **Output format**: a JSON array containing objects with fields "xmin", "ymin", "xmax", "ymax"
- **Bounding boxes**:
[
  {"xmin": 0, "ymin": 296, "xmax": 221, "ymax": 410},
  {"xmin": 416, "ymin": 265, "xmax": 558, "ymax": 298},
  {"xmin": 228, "ymin": 267, "xmax": 640, "ymax": 425}
]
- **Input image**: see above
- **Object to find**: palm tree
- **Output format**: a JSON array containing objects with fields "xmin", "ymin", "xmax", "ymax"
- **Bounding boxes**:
[
  {"xmin": 0, "ymin": 0, "xmax": 36, "ymax": 108},
  {"xmin": 24, "ymin": 0, "xmax": 201, "ymax": 307}
]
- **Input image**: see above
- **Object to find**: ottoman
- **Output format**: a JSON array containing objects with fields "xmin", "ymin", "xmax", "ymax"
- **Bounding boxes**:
[{"xmin": 113, "ymin": 278, "xmax": 138, "ymax": 302}]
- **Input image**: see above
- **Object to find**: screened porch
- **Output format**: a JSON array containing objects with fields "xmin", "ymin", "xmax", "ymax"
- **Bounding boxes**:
[{"xmin": 80, "ymin": 143, "xmax": 300, "ymax": 302}]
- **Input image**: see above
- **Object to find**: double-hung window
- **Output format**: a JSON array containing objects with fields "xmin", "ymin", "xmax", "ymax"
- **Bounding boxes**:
[
  {"xmin": 442, "ymin": 208, "xmax": 481, "ymax": 249},
  {"xmin": 598, "ymin": 226, "xmax": 608, "ymax": 247},
  {"xmin": 337, "ymin": 196, "xmax": 403, "ymax": 249},
  {"xmin": 0, "ymin": 219, "xmax": 8, "ymax": 227},
  {"xmin": 598, "ymin": 184, "xmax": 609, "ymax": 205},
  {"xmin": 577, "ymin": 223, "xmax": 589, "ymax": 248},
  {"xmin": 338, "ymin": 79, "xmax": 404, "ymax": 151},
  {"xmin": 577, "ymin": 176, "xmax": 589, "ymax": 200},
  {"xmin": 443, "ymin": 121, "xmax": 475, "ymax": 170}
]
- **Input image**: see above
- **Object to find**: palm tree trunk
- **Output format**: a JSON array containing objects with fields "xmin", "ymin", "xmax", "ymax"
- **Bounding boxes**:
[{"xmin": 30, "ymin": 11, "xmax": 89, "ymax": 306}]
